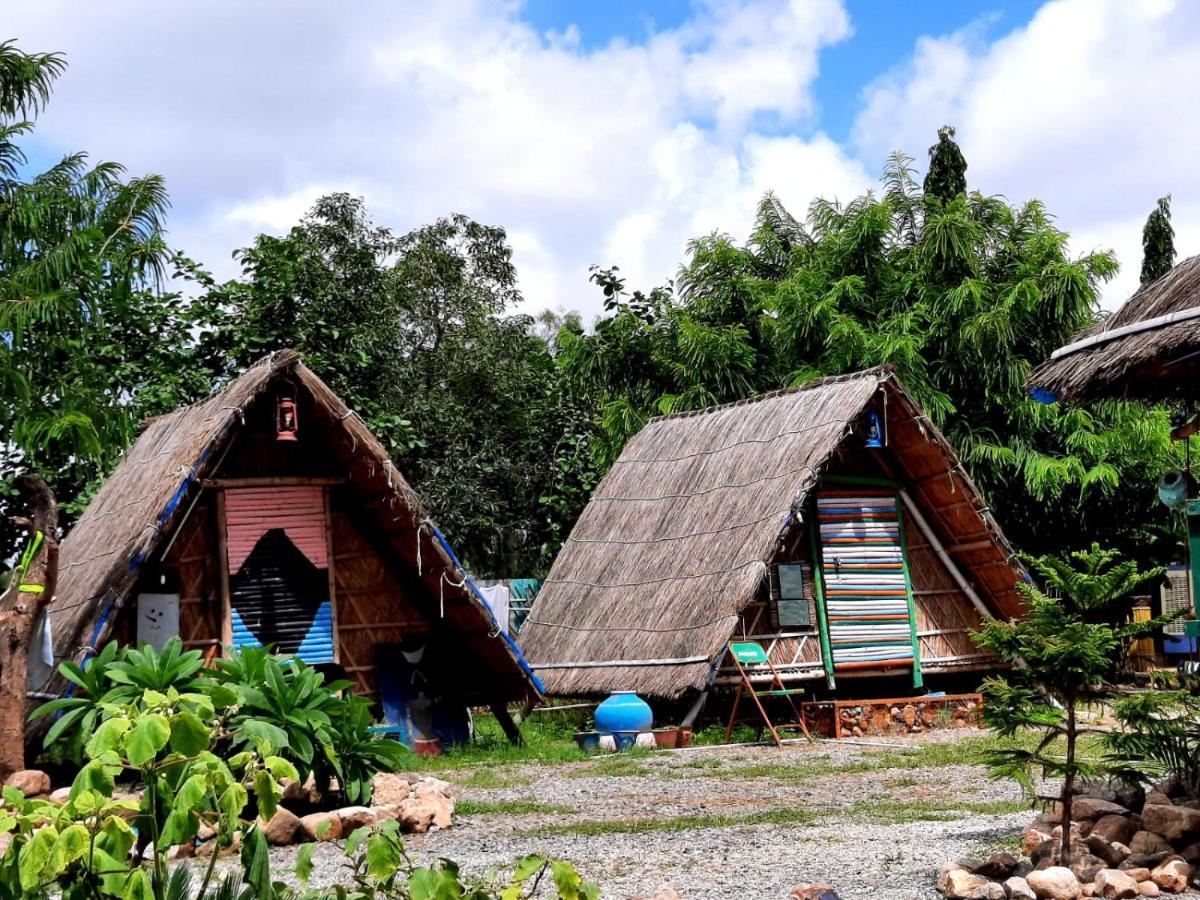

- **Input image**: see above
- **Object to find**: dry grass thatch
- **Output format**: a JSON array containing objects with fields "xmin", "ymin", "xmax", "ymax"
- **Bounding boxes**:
[
  {"xmin": 517, "ymin": 368, "xmax": 1023, "ymax": 700},
  {"xmin": 32, "ymin": 350, "xmax": 541, "ymax": 714},
  {"xmin": 1029, "ymin": 254, "xmax": 1200, "ymax": 402}
]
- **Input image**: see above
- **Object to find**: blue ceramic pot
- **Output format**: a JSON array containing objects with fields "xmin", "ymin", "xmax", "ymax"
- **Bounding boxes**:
[
  {"xmin": 613, "ymin": 731, "xmax": 638, "ymax": 752},
  {"xmin": 575, "ymin": 731, "xmax": 601, "ymax": 753},
  {"xmin": 595, "ymin": 691, "xmax": 653, "ymax": 734}
]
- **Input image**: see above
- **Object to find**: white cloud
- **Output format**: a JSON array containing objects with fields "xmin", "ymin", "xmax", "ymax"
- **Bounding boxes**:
[
  {"xmin": 8, "ymin": 0, "xmax": 863, "ymax": 316},
  {"xmin": 852, "ymin": 0, "xmax": 1200, "ymax": 309}
]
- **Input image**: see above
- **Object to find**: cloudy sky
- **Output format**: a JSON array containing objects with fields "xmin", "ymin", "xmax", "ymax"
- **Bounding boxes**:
[{"xmin": 9, "ymin": 0, "xmax": 1199, "ymax": 317}]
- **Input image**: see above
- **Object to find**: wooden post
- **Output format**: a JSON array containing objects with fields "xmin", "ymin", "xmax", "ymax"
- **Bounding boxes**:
[
  {"xmin": 0, "ymin": 475, "xmax": 59, "ymax": 777},
  {"xmin": 806, "ymin": 502, "xmax": 836, "ymax": 690},
  {"xmin": 214, "ymin": 490, "xmax": 233, "ymax": 652},
  {"xmin": 489, "ymin": 701, "xmax": 524, "ymax": 746},
  {"xmin": 323, "ymin": 488, "xmax": 341, "ymax": 664},
  {"xmin": 895, "ymin": 500, "xmax": 925, "ymax": 691}
]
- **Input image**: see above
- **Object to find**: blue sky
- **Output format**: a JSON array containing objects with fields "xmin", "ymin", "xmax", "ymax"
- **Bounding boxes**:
[
  {"xmin": 7, "ymin": 1, "xmax": 1199, "ymax": 316},
  {"xmin": 522, "ymin": 1, "xmax": 1045, "ymax": 141}
]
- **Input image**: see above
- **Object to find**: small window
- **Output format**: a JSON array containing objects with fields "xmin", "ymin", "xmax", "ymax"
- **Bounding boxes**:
[{"xmin": 776, "ymin": 564, "xmax": 811, "ymax": 628}]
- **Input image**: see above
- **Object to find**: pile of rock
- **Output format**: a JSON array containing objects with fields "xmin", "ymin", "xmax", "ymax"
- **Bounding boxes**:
[
  {"xmin": 834, "ymin": 698, "xmax": 980, "ymax": 737},
  {"xmin": 938, "ymin": 779, "xmax": 1200, "ymax": 898},
  {"xmin": 4, "ymin": 769, "xmax": 455, "ymax": 855},
  {"xmin": 256, "ymin": 774, "xmax": 455, "ymax": 847}
]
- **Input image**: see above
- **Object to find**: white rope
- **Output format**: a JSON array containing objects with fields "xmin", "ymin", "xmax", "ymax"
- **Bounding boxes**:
[
  {"xmin": 567, "ymin": 506, "xmax": 797, "ymax": 546},
  {"xmin": 415, "ymin": 521, "xmax": 425, "ymax": 575},
  {"xmin": 439, "ymin": 569, "xmax": 469, "ymax": 619},
  {"xmin": 590, "ymin": 464, "xmax": 818, "ymax": 503},
  {"xmin": 543, "ymin": 559, "xmax": 766, "ymax": 590},
  {"xmin": 614, "ymin": 419, "xmax": 844, "ymax": 465},
  {"xmin": 525, "ymin": 612, "xmax": 739, "ymax": 634}
]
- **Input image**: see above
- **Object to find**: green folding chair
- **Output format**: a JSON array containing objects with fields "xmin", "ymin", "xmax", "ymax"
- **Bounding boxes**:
[{"xmin": 724, "ymin": 641, "xmax": 813, "ymax": 746}]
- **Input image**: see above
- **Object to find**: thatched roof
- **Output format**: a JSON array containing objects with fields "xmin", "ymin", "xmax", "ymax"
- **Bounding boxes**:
[
  {"xmin": 1028, "ymin": 254, "xmax": 1200, "ymax": 403},
  {"xmin": 518, "ymin": 368, "xmax": 1022, "ymax": 700},
  {"xmin": 33, "ymin": 350, "xmax": 542, "ymax": 708}
]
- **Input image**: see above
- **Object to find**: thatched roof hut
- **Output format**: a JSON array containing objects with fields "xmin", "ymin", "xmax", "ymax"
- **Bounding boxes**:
[
  {"xmin": 30, "ymin": 351, "xmax": 541, "ymax": 734},
  {"xmin": 518, "ymin": 368, "xmax": 1023, "ymax": 700},
  {"xmin": 1028, "ymin": 255, "xmax": 1200, "ymax": 403}
]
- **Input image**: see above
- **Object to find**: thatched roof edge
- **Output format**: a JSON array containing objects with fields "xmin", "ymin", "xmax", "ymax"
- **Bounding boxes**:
[{"xmin": 1029, "ymin": 255, "xmax": 1200, "ymax": 402}]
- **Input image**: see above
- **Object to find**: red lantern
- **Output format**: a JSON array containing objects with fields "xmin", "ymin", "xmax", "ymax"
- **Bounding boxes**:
[{"xmin": 276, "ymin": 394, "xmax": 299, "ymax": 441}]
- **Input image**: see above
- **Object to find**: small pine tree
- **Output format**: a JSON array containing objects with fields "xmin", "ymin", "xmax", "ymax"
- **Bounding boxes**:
[
  {"xmin": 1140, "ymin": 194, "xmax": 1175, "ymax": 286},
  {"xmin": 974, "ymin": 544, "xmax": 1166, "ymax": 866},
  {"xmin": 923, "ymin": 125, "xmax": 967, "ymax": 204}
]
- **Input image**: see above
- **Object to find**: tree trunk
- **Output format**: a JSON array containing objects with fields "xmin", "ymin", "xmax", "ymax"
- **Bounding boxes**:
[
  {"xmin": 1061, "ymin": 700, "xmax": 1077, "ymax": 866},
  {"xmin": 0, "ymin": 475, "xmax": 58, "ymax": 778}
]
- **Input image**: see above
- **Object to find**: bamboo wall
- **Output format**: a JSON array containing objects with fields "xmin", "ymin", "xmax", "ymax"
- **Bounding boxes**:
[{"xmin": 721, "ymin": 440, "xmax": 998, "ymax": 688}]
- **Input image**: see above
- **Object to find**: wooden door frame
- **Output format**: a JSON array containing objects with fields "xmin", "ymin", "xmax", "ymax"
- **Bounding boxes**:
[{"xmin": 214, "ymin": 478, "xmax": 341, "ymax": 663}]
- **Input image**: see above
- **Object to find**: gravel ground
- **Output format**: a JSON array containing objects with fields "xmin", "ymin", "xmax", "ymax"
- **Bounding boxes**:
[{"xmin": 267, "ymin": 731, "xmax": 1054, "ymax": 899}]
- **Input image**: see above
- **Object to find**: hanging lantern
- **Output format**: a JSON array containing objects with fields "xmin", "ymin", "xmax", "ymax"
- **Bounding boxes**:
[
  {"xmin": 276, "ymin": 391, "xmax": 299, "ymax": 442},
  {"xmin": 864, "ymin": 410, "xmax": 884, "ymax": 449}
]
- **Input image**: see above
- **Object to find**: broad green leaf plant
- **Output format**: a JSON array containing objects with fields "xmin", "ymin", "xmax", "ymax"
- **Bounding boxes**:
[
  {"xmin": 32, "ymin": 639, "xmax": 408, "ymax": 808},
  {"xmin": 292, "ymin": 822, "xmax": 600, "ymax": 900},
  {"xmin": 3, "ymin": 678, "xmax": 296, "ymax": 899}
]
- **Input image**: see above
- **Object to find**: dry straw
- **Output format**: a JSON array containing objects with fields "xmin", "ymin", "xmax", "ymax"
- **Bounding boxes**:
[{"xmin": 518, "ymin": 368, "xmax": 1023, "ymax": 699}]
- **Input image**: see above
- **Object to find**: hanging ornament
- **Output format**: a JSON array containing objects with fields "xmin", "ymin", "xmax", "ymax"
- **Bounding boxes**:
[{"xmin": 276, "ymin": 388, "xmax": 299, "ymax": 442}]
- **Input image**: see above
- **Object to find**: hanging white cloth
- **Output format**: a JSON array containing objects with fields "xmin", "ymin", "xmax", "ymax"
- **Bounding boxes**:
[{"xmin": 476, "ymin": 583, "xmax": 511, "ymax": 635}]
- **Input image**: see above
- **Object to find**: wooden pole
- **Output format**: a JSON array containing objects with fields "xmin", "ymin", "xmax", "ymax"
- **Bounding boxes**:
[
  {"xmin": 489, "ymin": 701, "xmax": 524, "ymax": 746},
  {"xmin": 0, "ymin": 474, "xmax": 59, "ymax": 777}
]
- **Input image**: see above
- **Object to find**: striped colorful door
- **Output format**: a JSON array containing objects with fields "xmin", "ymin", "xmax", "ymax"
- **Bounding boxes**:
[
  {"xmin": 815, "ymin": 488, "xmax": 921, "ymax": 686},
  {"xmin": 224, "ymin": 486, "xmax": 336, "ymax": 663}
]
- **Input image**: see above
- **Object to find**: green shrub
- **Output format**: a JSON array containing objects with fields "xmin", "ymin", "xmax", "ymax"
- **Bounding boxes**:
[
  {"xmin": 299, "ymin": 822, "xmax": 600, "ymax": 900},
  {"xmin": 6, "ymin": 681, "xmax": 295, "ymax": 899},
  {"xmin": 33, "ymin": 639, "xmax": 408, "ymax": 806}
]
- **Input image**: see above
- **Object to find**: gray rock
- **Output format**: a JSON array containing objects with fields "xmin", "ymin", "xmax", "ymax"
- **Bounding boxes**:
[
  {"xmin": 1094, "ymin": 868, "xmax": 1138, "ymax": 899},
  {"xmin": 1140, "ymin": 805, "xmax": 1200, "ymax": 842},
  {"xmin": 1005, "ymin": 876, "xmax": 1037, "ymax": 900},
  {"xmin": 1092, "ymin": 815, "xmax": 1137, "ymax": 847},
  {"xmin": 1026, "ymin": 866, "xmax": 1082, "ymax": 899}
]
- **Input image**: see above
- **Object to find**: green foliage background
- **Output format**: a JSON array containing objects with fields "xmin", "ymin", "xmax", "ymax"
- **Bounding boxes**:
[{"xmin": 0, "ymin": 40, "xmax": 1192, "ymax": 578}]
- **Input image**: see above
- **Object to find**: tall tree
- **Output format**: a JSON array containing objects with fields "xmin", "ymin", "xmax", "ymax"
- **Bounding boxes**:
[
  {"xmin": 198, "ymin": 196, "xmax": 598, "ymax": 575},
  {"xmin": 0, "ymin": 41, "xmax": 208, "ymax": 539},
  {"xmin": 922, "ymin": 125, "xmax": 967, "ymax": 204},
  {"xmin": 1140, "ymin": 194, "xmax": 1175, "ymax": 286},
  {"xmin": 561, "ymin": 132, "xmax": 1182, "ymax": 566}
]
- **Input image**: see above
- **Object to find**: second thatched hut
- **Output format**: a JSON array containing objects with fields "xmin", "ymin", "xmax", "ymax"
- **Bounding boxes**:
[{"xmin": 518, "ymin": 368, "xmax": 1024, "ymax": 707}]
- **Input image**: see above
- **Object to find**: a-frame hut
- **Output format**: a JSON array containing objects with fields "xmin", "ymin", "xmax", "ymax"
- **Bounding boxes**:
[
  {"xmin": 518, "ymin": 368, "xmax": 1024, "ymax": 703},
  {"xmin": 29, "ymin": 351, "xmax": 541, "ymax": 745}
]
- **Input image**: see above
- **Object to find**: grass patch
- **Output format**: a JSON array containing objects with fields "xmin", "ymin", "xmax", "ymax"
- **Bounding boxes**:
[
  {"xmin": 401, "ymin": 713, "xmax": 588, "ymax": 773},
  {"xmin": 456, "ymin": 799, "xmax": 575, "ymax": 816},
  {"xmin": 708, "ymin": 761, "xmax": 844, "ymax": 782},
  {"xmin": 859, "ymin": 731, "xmax": 1107, "ymax": 772},
  {"xmin": 454, "ymin": 769, "xmax": 534, "ymax": 789},
  {"xmin": 677, "ymin": 757, "xmax": 725, "ymax": 770},
  {"xmin": 522, "ymin": 798, "xmax": 1029, "ymax": 838},
  {"xmin": 857, "ymin": 799, "xmax": 1029, "ymax": 824},
  {"xmin": 568, "ymin": 753, "xmax": 657, "ymax": 779},
  {"xmin": 526, "ymin": 806, "xmax": 824, "ymax": 837}
]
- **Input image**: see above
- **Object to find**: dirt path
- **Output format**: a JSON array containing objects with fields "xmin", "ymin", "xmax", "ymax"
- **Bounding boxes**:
[{"xmin": 281, "ymin": 732, "xmax": 1047, "ymax": 898}]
